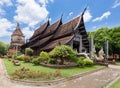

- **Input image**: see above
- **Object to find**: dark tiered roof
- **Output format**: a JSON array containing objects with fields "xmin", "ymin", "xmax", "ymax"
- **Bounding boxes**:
[
  {"xmin": 30, "ymin": 20, "xmax": 49, "ymax": 40},
  {"xmin": 22, "ymin": 12, "xmax": 89, "ymax": 52}
]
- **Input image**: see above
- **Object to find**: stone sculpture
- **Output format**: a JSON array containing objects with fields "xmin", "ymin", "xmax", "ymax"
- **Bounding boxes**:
[{"xmin": 93, "ymin": 47, "xmax": 104, "ymax": 61}]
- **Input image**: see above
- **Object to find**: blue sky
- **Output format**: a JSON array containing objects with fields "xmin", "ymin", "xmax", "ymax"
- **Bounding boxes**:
[{"xmin": 0, "ymin": 0, "xmax": 120, "ymax": 43}]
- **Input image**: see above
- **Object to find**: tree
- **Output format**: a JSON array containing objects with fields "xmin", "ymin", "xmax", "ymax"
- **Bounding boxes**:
[
  {"xmin": 109, "ymin": 26, "xmax": 120, "ymax": 59},
  {"xmin": 88, "ymin": 27, "xmax": 110, "ymax": 53},
  {"xmin": 87, "ymin": 26, "xmax": 120, "ymax": 60},
  {"xmin": 0, "ymin": 41, "xmax": 9, "ymax": 56}
]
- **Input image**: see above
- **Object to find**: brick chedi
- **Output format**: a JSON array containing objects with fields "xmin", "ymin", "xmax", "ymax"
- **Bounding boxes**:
[{"xmin": 9, "ymin": 23, "xmax": 25, "ymax": 51}]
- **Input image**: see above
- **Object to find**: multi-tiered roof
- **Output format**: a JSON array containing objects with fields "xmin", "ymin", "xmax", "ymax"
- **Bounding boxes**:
[{"xmin": 22, "ymin": 10, "xmax": 89, "ymax": 55}]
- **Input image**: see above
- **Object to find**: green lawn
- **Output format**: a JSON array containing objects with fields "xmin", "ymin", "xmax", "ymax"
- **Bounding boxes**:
[
  {"xmin": 3, "ymin": 59, "xmax": 104, "ymax": 78},
  {"xmin": 116, "ymin": 62, "xmax": 120, "ymax": 66},
  {"xmin": 110, "ymin": 78, "xmax": 120, "ymax": 88}
]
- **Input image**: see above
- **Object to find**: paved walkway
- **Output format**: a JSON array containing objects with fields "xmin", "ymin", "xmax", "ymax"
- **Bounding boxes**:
[{"xmin": 0, "ymin": 58, "xmax": 120, "ymax": 88}]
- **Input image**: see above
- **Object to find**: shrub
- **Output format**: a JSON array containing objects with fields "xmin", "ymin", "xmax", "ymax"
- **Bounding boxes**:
[
  {"xmin": 69, "ymin": 55, "xmax": 78, "ymax": 63},
  {"xmin": 48, "ymin": 58, "xmax": 56, "ymax": 64},
  {"xmin": 77, "ymin": 59, "xmax": 85, "ymax": 67},
  {"xmin": 12, "ymin": 55, "xmax": 17, "ymax": 60},
  {"xmin": 50, "ymin": 45, "xmax": 76, "ymax": 58},
  {"xmin": 16, "ymin": 55, "xmax": 24, "ymax": 61},
  {"xmin": 32, "ymin": 58, "xmax": 40, "ymax": 65},
  {"xmin": 8, "ymin": 55, "xmax": 12, "ymax": 58},
  {"xmin": 17, "ymin": 51, "xmax": 23, "ymax": 56},
  {"xmin": 79, "ymin": 56, "xmax": 86, "ymax": 60},
  {"xmin": 25, "ymin": 48, "xmax": 33, "ymax": 56},
  {"xmin": 23, "ymin": 55, "xmax": 31, "ymax": 62},
  {"xmin": 50, "ymin": 45, "xmax": 77, "ymax": 64},
  {"xmin": 40, "ymin": 51, "xmax": 50, "ymax": 60},
  {"xmin": 38, "ymin": 51, "xmax": 50, "ymax": 63},
  {"xmin": 83, "ymin": 59, "xmax": 93, "ymax": 66}
]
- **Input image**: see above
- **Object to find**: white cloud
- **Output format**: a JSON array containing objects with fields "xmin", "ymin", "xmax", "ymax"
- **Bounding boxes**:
[
  {"xmin": 38, "ymin": 0, "xmax": 54, "ymax": 6},
  {"xmin": 14, "ymin": 0, "xmax": 49, "ymax": 27},
  {"xmin": 69, "ymin": 12, "xmax": 73, "ymax": 16},
  {"xmin": 93, "ymin": 11, "xmax": 111, "ymax": 22},
  {"xmin": 67, "ymin": 12, "xmax": 73, "ymax": 19},
  {"xmin": 83, "ymin": 10, "xmax": 92, "ymax": 22},
  {"xmin": 112, "ymin": 0, "xmax": 120, "ymax": 8},
  {"xmin": 0, "ymin": 0, "xmax": 13, "ymax": 16},
  {"xmin": 0, "ymin": 0, "xmax": 13, "ymax": 6},
  {"xmin": 0, "ymin": 8, "xmax": 5, "ymax": 15},
  {"xmin": 0, "ymin": 18, "xmax": 14, "ymax": 37},
  {"xmin": 22, "ymin": 27, "xmax": 34, "ymax": 39}
]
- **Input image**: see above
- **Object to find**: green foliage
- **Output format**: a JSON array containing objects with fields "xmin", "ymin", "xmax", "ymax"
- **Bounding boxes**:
[
  {"xmin": 0, "ymin": 41, "xmax": 9, "ymax": 55},
  {"xmin": 23, "ymin": 55, "xmax": 31, "ymax": 62},
  {"xmin": 83, "ymin": 59, "xmax": 93, "ymax": 66},
  {"xmin": 77, "ymin": 59, "xmax": 85, "ymax": 67},
  {"xmin": 50, "ymin": 45, "xmax": 76, "ymax": 58},
  {"xmin": 69, "ymin": 55, "xmax": 78, "ymax": 63},
  {"xmin": 110, "ymin": 78, "xmax": 120, "ymax": 88},
  {"xmin": 17, "ymin": 51, "xmax": 23, "ymax": 56},
  {"xmin": 87, "ymin": 26, "xmax": 120, "ymax": 57},
  {"xmin": 4, "ymin": 59, "xmax": 103, "ymax": 78},
  {"xmin": 26, "ymin": 48, "xmax": 33, "ymax": 56},
  {"xmin": 77, "ymin": 57, "xmax": 93, "ymax": 67},
  {"xmin": 32, "ymin": 58, "xmax": 40, "ymax": 65},
  {"xmin": 79, "ymin": 56, "xmax": 86, "ymax": 60},
  {"xmin": 12, "ymin": 55, "xmax": 16, "ymax": 59},
  {"xmin": 109, "ymin": 27, "xmax": 120, "ymax": 55},
  {"xmin": 33, "ymin": 51, "xmax": 51, "ymax": 64},
  {"xmin": 39, "ymin": 51, "xmax": 50, "ymax": 62},
  {"xmin": 16, "ymin": 55, "xmax": 24, "ymax": 61},
  {"xmin": 48, "ymin": 58, "xmax": 56, "ymax": 64},
  {"xmin": 49, "ymin": 45, "xmax": 77, "ymax": 64},
  {"xmin": 8, "ymin": 55, "xmax": 12, "ymax": 58}
]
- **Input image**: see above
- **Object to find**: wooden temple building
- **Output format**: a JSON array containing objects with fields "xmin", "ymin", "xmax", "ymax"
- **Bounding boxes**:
[
  {"xmin": 22, "ymin": 9, "xmax": 89, "ymax": 55},
  {"xmin": 9, "ymin": 23, "xmax": 25, "ymax": 51}
]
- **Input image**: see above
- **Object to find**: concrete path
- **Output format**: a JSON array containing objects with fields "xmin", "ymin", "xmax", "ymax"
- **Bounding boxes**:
[{"xmin": 0, "ymin": 58, "xmax": 120, "ymax": 88}]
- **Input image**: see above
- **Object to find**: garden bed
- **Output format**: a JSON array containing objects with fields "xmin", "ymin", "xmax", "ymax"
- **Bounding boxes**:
[{"xmin": 3, "ymin": 59, "xmax": 104, "ymax": 81}]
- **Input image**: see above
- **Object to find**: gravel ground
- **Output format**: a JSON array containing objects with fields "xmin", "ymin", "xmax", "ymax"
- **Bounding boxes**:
[{"xmin": 0, "ymin": 59, "xmax": 120, "ymax": 88}]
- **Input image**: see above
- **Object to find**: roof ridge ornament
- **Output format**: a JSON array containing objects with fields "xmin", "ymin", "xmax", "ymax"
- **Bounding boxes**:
[
  {"xmin": 82, "ymin": 6, "xmax": 87, "ymax": 16},
  {"xmin": 61, "ymin": 13, "xmax": 63, "ymax": 19},
  {"xmin": 16, "ymin": 22, "xmax": 20, "ymax": 29}
]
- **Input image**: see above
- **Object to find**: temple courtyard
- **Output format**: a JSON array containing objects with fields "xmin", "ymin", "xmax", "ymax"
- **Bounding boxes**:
[{"xmin": 0, "ymin": 58, "xmax": 120, "ymax": 88}]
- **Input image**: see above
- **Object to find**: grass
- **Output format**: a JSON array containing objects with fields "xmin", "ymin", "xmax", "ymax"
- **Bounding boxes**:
[
  {"xmin": 3, "ymin": 59, "xmax": 104, "ymax": 78},
  {"xmin": 116, "ymin": 61, "xmax": 120, "ymax": 66},
  {"xmin": 110, "ymin": 78, "xmax": 120, "ymax": 88}
]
